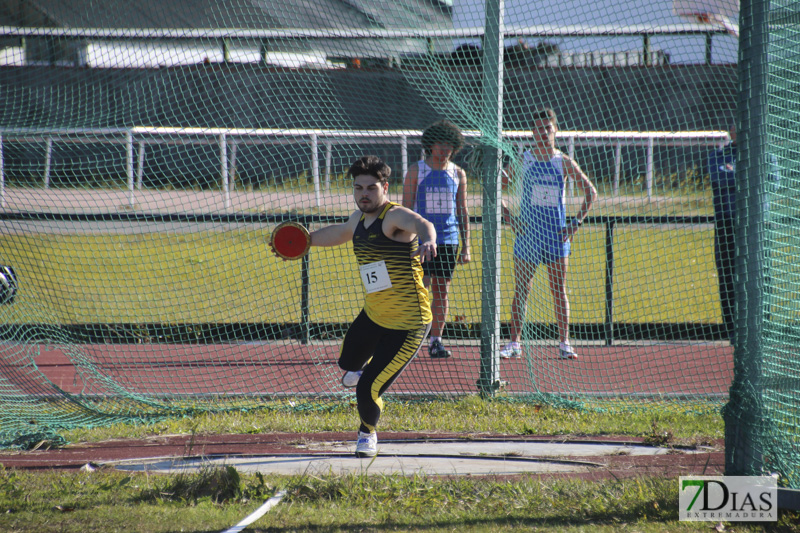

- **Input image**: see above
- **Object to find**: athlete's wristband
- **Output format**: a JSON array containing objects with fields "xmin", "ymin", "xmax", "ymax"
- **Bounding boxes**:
[{"xmin": 570, "ymin": 217, "xmax": 582, "ymax": 227}]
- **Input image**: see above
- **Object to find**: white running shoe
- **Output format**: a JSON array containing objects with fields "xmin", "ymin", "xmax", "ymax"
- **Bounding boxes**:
[
  {"xmin": 355, "ymin": 431, "xmax": 377, "ymax": 458},
  {"xmin": 499, "ymin": 342, "xmax": 522, "ymax": 359},
  {"xmin": 559, "ymin": 342, "xmax": 578, "ymax": 360},
  {"xmin": 341, "ymin": 370, "xmax": 362, "ymax": 388}
]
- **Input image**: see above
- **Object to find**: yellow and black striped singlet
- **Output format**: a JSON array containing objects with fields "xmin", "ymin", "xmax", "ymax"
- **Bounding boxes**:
[{"xmin": 353, "ymin": 202, "xmax": 432, "ymax": 329}]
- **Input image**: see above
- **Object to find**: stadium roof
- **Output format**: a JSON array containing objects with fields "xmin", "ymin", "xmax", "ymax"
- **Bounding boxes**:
[
  {"xmin": 9, "ymin": 0, "xmax": 454, "ymax": 59},
  {"xmin": 19, "ymin": 0, "xmax": 451, "ymax": 30}
]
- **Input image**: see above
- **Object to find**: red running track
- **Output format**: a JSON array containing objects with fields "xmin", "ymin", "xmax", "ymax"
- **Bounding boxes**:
[{"xmin": 7, "ymin": 341, "xmax": 733, "ymax": 400}]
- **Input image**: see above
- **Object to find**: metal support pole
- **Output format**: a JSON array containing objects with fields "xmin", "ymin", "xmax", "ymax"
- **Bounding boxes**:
[
  {"xmin": 311, "ymin": 133, "xmax": 320, "ymax": 207},
  {"xmin": 136, "ymin": 141, "xmax": 145, "ymax": 190},
  {"xmin": 259, "ymin": 40, "xmax": 268, "ymax": 65},
  {"xmin": 604, "ymin": 220, "xmax": 616, "ymax": 346},
  {"xmin": 220, "ymin": 133, "xmax": 230, "ymax": 209},
  {"xmin": 222, "ymin": 38, "xmax": 231, "ymax": 63},
  {"xmin": 0, "ymin": 133, "xmax": 4, "ymax": 209},
  {"xmin": 646, "ymin": 136, "xmax": 654, "ymax": 200},
  {"xmin": 324, "ymin": 141, "xmax": 332, "ymax": 190},
  {"xmin": 126, "ymin": 131, "xmax": 134, "ymax": 208},
  {"xmin": 301, "ymin": 253, "xmax": 310, "ymax": 344},
  {"xmin": 725, "ymin": 0, "xmax": 767, "ymax": 477},
  {"xmin": 228, "ymin": 140, "xmax": 238, "ymax": 191},
  {"xmin": 478, "ymin": 0, "xmax": 504, "ymax": 396},
  {"xmin": 401, "ymin": 135, "xmax": 408, "ymax": 180},
  {"xmin": 43, "ymin": 138, "xmax": 52, "ymax": 188}
]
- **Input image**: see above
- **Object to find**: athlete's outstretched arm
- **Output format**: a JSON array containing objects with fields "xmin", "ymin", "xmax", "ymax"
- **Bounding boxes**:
[
  {"xmin": 385, "ymin": 206, "xmax": 437, "ymax": 262},
  {"xmin": 411, "ymin": 215, "xmax": 437, "ymax": 261},
  {"xmin": 309, "ymin": 211, "xmax": 360, "ymax": 247}
]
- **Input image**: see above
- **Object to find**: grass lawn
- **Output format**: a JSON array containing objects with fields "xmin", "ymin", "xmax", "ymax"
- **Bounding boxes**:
[
  {"xmin": 2, "ymin": 189, "xmax": 796, "ymax": 532},
  {"xmin": 1, "ymin": 400, "xmax": 798, "ymax": 533},
  {"xmin": 0, "ymin": 224, "xmax": 721, "ymax": 325}
]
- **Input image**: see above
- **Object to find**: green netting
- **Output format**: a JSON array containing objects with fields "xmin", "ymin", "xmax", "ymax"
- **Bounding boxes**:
[
  {"xmin": 719, "ymin": 0, "xmax": 800, "ymax": 487},
  {"xmin": 0, "ymin": 0, "xmax": 795, "ymax": 486}
]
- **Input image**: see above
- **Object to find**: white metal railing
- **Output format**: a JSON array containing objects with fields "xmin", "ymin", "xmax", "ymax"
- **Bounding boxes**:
[
  {"xmin": 0, "ymin": 24, "xmax": 729, "ymax": 40},
  {"xmin": 0, "ymin": 127, "xmax": 730, "ymax": 209},
  {"xmin": 0, "ymin": 23, "xmax": 730, "ymax": 67}
]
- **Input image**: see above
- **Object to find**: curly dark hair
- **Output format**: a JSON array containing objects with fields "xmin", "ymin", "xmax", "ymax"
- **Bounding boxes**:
[
  {"xmin": 347, "ymin": 155, "xmax": 391, "ymax": 183},
  {"xmin": 532, "ymin": 108, "xmax": 558, "ymax": 128},
  {"xmin": 421, "ymin": 119, "xmax": 465, "ymax": 157}
]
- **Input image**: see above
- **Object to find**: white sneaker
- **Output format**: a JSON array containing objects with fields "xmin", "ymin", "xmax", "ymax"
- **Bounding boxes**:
[
  {"xmin": 499, "ymin": 342, "xmax": 522, "ymax": 359},
  {"xmin": 355, "ymin": 431, "xmax": 377, "ymax": 458},
  {"xmin": 559, "ymin": 342, "xmax": 578, "ymax": 360},
  {"xmin": 341, "ymin": 370, "xmax": 362, "ymax": 388}
]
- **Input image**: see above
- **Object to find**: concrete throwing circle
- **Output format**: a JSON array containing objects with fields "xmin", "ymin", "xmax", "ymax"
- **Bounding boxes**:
[{"xmin": 107, "ymin": 440, "xmax": 702, "ymax": 476}]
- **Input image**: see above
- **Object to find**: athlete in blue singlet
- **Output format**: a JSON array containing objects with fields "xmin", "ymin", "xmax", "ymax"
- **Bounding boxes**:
[
  {"xmin": 411, "ymin": 159, "xmax": 461, "ymax": 246},
  {"xmin": 403, "ymin": 120, "xmax": 470, "ymax": 359},
  {"xmin": 514, "ymin": 150, "xmax": 572, "ymax": 264},
  {"xmin": 501, "ymin": 108, "xmax": 597, "ymax": 361}
]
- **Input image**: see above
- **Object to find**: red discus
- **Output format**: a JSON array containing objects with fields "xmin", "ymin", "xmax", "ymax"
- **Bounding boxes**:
[{"xmin": 269, "ymin": 221, "xmax": 311, "ymax": 260}]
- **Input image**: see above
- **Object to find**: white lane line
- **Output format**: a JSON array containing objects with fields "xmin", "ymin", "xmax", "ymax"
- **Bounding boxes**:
[{"xmin": 221, "ymin": 490, "xmax": 286, "ymax": 533}]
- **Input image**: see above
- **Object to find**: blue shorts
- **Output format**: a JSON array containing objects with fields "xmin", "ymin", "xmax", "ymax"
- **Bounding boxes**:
[{"xmin": 513, "ymin": 229, "xmax": 570, "ymax": 265}]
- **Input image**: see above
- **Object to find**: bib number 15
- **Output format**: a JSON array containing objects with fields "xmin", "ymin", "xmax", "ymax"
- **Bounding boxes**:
[{"xmin": 360, "ymin": 260, "xmax": 392, "ymax": 293}]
